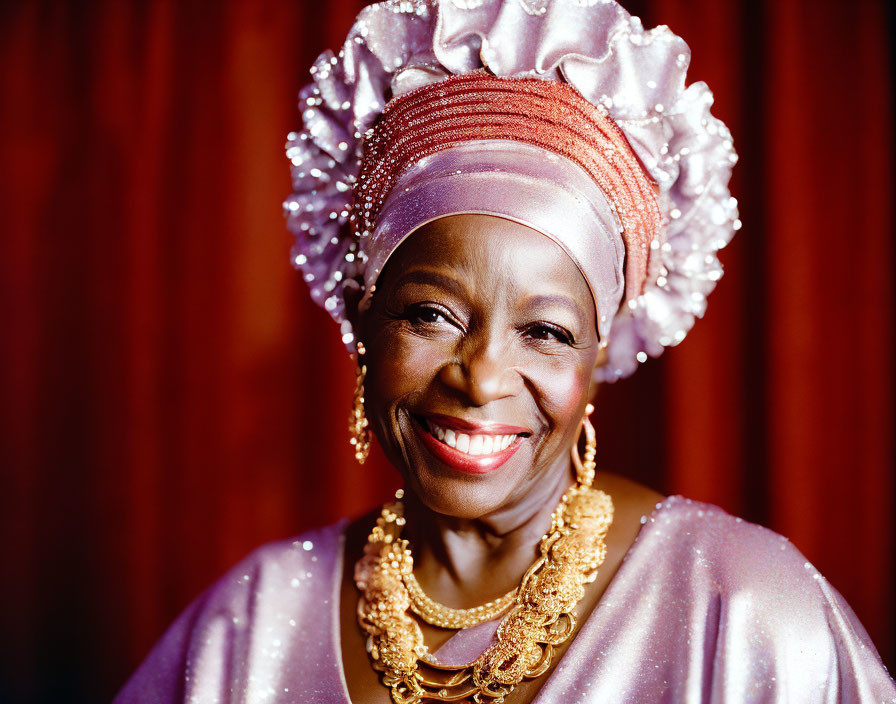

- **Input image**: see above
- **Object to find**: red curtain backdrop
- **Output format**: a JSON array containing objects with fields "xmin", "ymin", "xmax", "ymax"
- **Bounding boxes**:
[{"xmin": 1, "ymin": 1, "xmax": 893, "ymax": 702}]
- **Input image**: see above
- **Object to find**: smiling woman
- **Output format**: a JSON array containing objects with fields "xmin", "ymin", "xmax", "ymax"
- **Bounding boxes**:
[
  {"xmin": 337, "ymin": 214, "xmax": 663, "ymax": 702},
  {"xmin": 113, "ymin": 0, "xmax": 896, "ymax": 702},
  {"xmin": 359, "ymin": 217, "xmax": 600, "ymax": 519}
]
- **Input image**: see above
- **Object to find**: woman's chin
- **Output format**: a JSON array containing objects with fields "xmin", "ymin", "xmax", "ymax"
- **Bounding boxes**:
[
  {"xmin": 402, "ymin": 456, "xmax": 523, "ymax": 520},
  {"xmin": 389, "ymin": 411, "xmax": 542, "ymax": 519},
  {"xmin": 410, "ymin": 478, "xmax": 514, "ymax": 520},
  {"xmin": 400, "ymin": 435, "xmax": 576, "ymax": 524}
]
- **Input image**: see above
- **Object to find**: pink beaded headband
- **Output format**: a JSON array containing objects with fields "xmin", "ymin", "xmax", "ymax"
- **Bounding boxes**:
[{"xmin": 352, "ymin": 72, "xmax": 662, "ymax": 305}]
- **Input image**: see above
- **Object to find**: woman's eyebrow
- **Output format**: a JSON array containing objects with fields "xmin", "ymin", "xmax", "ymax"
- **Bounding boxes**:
[
  {"xmin": 522, "ymin": 293, "xmax": 589, "ymax": 327},
  {"xmin": 392, "ymin": 268, "xmax": 466, "ymax": 295}
]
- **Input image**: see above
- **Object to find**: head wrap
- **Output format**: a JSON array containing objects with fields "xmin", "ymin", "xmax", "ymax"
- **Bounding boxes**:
[{"xmin": 284, "ymin": 0, "xmax": 739, "ymax": 381}]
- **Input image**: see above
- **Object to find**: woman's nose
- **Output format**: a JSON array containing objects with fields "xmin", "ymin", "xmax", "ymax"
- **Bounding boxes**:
[{"xmin": 438, "ymin": 337, "xmax": 521, "ymax": 406}]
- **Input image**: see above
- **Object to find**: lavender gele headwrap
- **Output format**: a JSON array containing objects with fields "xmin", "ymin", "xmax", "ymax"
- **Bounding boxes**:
[{"xmin": 283, "ymin": 0, "xmax": 740, "ymax": 381}]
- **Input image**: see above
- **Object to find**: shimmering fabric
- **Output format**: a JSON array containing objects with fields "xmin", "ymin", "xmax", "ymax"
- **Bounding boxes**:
[
  {"xmin": 283, "ymin": 0, "xmax": 740, "ymax": 382},
  {"xmin": 352, "ymin": 72, "xmax": 662, "ymax": 344},
  {"xmin": 114, "ymin": 497, "xmax": 896, "ymax": 703}
]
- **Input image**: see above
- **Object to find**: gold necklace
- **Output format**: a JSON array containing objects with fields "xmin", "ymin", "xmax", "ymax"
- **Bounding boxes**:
[
  {"xmin": 404, "ymin": 568, "xmax": 518, "ymax": 630},
  {"xmin": 380, "ymin": 494, "xmax": 520, "ymax": 629},
  {"xmin": 354, "ymin": 482, "xmax": 614, "ymax": 703}
]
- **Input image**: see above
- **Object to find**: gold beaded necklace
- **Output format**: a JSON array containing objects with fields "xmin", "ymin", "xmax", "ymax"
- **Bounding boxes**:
[
  {"xmin": 354, "ymin": 482, "xmax": 614, "ymax": 703},
  {"xmin": 405, "ymin": 568, "xmax": 518, "ymax": 630}
]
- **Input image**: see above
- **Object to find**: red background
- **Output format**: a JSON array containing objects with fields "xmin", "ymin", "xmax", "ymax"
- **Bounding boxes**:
[{"xmin": 1, "ymin": 1, "xmax": 893, "ymax": 702}]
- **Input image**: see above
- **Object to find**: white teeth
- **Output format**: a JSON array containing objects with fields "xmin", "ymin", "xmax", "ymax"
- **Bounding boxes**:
[
  {"xmin": 469, "ymin": 434, "xmax": 484, "ymax": 455},
  {"xmin": 426, "ymin": 421, "xmax": 520, "ymax": 456}
]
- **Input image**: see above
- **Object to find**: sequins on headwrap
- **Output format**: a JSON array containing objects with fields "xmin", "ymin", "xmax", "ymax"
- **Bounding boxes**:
[
  {"xmin": 284, "ymin": 0, "xmax": 741, "ymax": 381},
  {"xmin": 351, "ymin": 72, "xmax": 662, "ymax": 303}
]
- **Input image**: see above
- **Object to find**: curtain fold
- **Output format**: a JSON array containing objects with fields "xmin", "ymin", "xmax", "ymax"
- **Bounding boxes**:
[{"xmin": 1, "ymin": 1, "xmax": 892, "ymax": 702}]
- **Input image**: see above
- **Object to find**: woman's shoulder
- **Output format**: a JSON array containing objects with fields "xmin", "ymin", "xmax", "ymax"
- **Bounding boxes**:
[
  {"xmin": 235, "ymin": 518, "xmax": 350, "ymax": 579},
  {"xmin": 588, "ymin": 496, "xmax": 896, "ymax": 702},
  {"xmin": 639, "ymin": 495, "xmax": 835, "ymax": 604},
  {"xmin": 639, "ymin": 496, "xmax": 896, "ymax": 701},
  {"xmin": 201, "ymin": 516, "xmax": 352, "ymax": 618},
  {"xmin": 113, "ymin": 518, "xmax": 351, "ymax": 703},
  {"xmin": 597, "ymin": 478, "xmax": 823, "ymax": 605},
  {"xmin": 645, "ymin": 495, "xmax": 816, "ymax": 581},
  {"xmin": 193, "ymin": 518, "xmax": 351, "ymax": 611}
]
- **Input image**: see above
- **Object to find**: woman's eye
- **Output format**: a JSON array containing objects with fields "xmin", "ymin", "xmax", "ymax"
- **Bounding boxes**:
[
  {"xmin": 415, "ymin": 309, "xmax": 444, "ymax": 324},
  {"xmin": 407, "ymin": 304, "xmax": 450, "ymax": 326},
  {"xmin": 525, "ymin": 323, "xmax": 573, "ymax": 345}
]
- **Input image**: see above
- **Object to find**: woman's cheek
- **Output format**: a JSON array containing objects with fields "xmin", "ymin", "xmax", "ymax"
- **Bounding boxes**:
[
  {"xmin": 365, "ymin": 331, "xmax": 449, "ymax": 424},
  {"xmin": 527, "ymin": 357, "xmax": 592, "ymax": 434}
]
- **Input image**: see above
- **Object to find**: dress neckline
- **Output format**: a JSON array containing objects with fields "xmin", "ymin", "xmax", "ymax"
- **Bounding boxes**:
[{"xmin": 330, "ymin": 496, "xmax": 678, "ymax": 703}]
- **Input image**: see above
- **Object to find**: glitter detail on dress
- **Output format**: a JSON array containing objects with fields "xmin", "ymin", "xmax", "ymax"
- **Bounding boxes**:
[
  {"xmin": 114, "ymin": 498, "xmax": 896, "ymax": 702},
  {"xmin": 352, "ymin": 72, "xmax": 661, "ymax": 305}
]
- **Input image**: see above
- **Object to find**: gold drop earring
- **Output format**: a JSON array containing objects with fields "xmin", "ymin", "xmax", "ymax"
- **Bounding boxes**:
[
  {"xmin": 348, "ymin": 341, "xmax": 371, "ymax": 464},
  {"xmin": 570, "ymin": 402, "xmax": 597, "ymax": 487}
]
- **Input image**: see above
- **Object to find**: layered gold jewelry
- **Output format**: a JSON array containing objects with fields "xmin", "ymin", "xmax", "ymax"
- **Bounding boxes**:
[
  {"xmin": 354, "ymin": 411, "xmax": 613, "ymax": 703},
  {"xmin": 405, "ymin": 570, "xmax": 518, "ymax": 630},
  {"xmin": 348, "ymin": 342, "xmax": 371, "ymax": 464}
]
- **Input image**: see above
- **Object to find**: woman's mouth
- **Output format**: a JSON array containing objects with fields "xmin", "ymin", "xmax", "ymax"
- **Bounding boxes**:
[{"xmin": 411, "ymin": 413, "xmax": 529, "ymax": 475}]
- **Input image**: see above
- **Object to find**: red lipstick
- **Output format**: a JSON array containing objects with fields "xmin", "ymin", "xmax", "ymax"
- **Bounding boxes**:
[
  {"xmin": 411, "ymin": 414, "xmax": 528, "ymax": 475},
  {"xmin": 421, "ymin": 413, "xmax": 531, "ymax": 436}
]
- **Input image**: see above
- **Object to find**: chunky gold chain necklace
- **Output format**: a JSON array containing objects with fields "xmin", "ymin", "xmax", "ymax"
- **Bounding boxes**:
[
  {"xmin": 404, "ymin": 568, "xmax": 518, "ymax": 629},
  {"xmin": 354, "ymin": 483, "xmax": 614, "ymax": 703}
]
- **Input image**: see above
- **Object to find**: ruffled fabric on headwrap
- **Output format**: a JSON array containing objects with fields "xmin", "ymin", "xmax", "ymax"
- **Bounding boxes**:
[{"xmin": 283, "ymin": 0, "xmax": 739, "ymax": 381}]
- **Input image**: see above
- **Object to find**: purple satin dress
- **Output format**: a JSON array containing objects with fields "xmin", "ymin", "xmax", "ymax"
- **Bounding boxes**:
[{"xmin": 114, "ymin": 496, "xmax": 896, "ymax": 702}]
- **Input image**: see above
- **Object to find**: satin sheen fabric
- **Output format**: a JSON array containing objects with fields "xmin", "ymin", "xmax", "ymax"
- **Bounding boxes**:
[
  {"xmin": 114, "ymin": 496, "xmax": 896, "ymax": 703},
  {"xmin": 284, "ymin": 0, "xmax": 740, "ymax": 382},
  {"xmin": 362, "ymin": 140, "xmax": 627, "ymax": 347}
]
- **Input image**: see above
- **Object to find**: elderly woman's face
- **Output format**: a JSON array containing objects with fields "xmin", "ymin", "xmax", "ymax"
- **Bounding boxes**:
[{"xmin": 359, "ymin": 214, "xmax": 601, "ymax": 519}]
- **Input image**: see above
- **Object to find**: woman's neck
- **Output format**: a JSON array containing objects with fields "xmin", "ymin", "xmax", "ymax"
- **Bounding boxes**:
[{"xmin": 401, "ymin": 459, "xmax": 574, "ymax": 602}]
